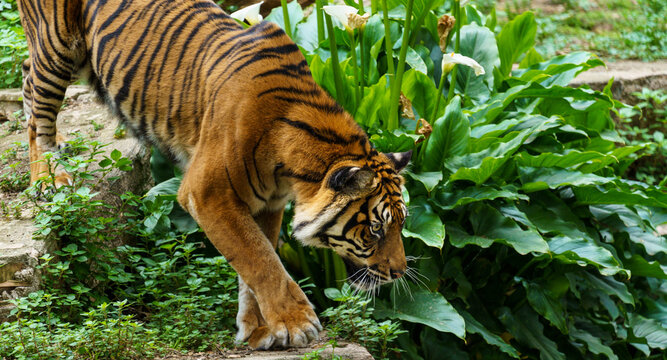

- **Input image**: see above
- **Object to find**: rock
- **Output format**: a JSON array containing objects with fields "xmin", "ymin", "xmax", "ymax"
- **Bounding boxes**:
[
  {"xmin": 158, "ymin": 341, "xmax": 374, "ymax": 360},
  {"xmin": 0, "ymin": 88, "xmax": 22, "ymax": 122},
  {"xmin": 571, "ymin": 60, "xmax": 667, "ymax": 104}
]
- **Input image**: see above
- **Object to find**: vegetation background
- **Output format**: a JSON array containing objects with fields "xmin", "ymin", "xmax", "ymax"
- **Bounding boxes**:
[{"xmin": 1, "ymin": 0, "xmax": 666, "ymax": 359}]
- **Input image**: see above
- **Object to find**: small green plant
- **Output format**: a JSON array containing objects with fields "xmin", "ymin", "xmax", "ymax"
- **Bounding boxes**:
[
  {"xmin": 617, "ymin": 88, "xmax": 667, "ymax": 185},
  {"xmin": 0, "ymin": 0, "xmax": 28, "ymax": 88},
  {"xmin": 1, "ymin": 140, "xmax": 239, "ymax": 359},
  {"xmin": 321, "ymin": 284, "xmax": 406, "ymax": 360}
]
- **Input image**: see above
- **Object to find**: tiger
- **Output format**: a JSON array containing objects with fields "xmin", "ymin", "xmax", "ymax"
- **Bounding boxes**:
[{"xmin": 17, "ymin": 0, "xmax": 412, "ymax": 349}]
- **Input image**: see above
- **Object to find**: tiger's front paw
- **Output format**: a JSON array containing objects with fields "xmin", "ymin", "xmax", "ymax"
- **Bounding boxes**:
[
  {"xmin": 244, "ymin": 281, "xmax": 322, "ymax": 349},
  {"xmin": 246, "ymin": 304, "xmax": 322, "ymax": 349}
]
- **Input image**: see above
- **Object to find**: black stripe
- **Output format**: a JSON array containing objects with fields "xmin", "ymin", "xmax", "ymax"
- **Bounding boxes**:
[
  {"xmin": 226, "ymin": 166, "xmax": 249, "ymax": 209},
  {"xmin": 276, "ymin": 117, "xmax": 361, "ymax": 145},
  {"xmin": 244, "ymin": 161, "xmax": 267, "ymax": 202},
  {"xmin": 274, "ymin": 96, "xmax": 344, "ymax": 114},
  {"xmin": 257, "ymin": 86, "xmax": 320, "ymax": 98},
  {"xmin": 281, "ymin": 168, "xmax": 324, "ymax": 183}
]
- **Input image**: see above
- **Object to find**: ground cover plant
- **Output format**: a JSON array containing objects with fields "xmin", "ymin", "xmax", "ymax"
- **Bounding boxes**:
[
  {"xmin": 496, "ymin": 0, "xmax": 667, "ymax": 60},
  {"xmin": 1, "ymin": 0, "xmax": 666, "ymax": 359}
]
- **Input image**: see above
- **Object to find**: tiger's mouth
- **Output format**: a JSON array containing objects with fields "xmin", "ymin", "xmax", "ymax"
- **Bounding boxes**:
[{"xmin": 342, "ymin": 258, "xmax": 389, "ymax": 290}]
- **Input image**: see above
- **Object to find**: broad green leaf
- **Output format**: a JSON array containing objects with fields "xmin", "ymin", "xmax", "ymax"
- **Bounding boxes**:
[
  {"xmin": 519, "ymin": 47, "xmax": 544, "ymax": 68},
  {"xmin": 569, "ymin": 326, "xmax": 618, "ymax": 360},
  {"xmin": 459, "ymin": 310, "xmax": 520, "ymax": 358},
  {"xmin": 403, "ymin": 197, "xmax": 445, "ymax": 248},
  {"xmin": 446, "ymin": 222, "xmax": 493, "ymax": 248},
  {"xmin": 499, "ymin": 306, "xmax": 566, "ymax": 360},
  {"xmin": 265, "ymin": 1, "xmax": 304, "ymax": 38},
  {"xmin": 519, "ymin": 167, "xmax": 613, "ymax": 192},
  {"xmin": 520, "ymin": 279, "xmax": 568, "ymax": 334},
  {"xmin": 548, "ymin": 236, "xmax": 626, "ymax": 277},
  {"xmin": 515, "ymin": 150, "xmax": 609, "ymax": 170},
  {"xmin": 355, "ymin": 74, "xmax": 391, "ymax": 128},
  {"xmin": 573, "ymin": 185, "xmax": 667, "ymax": 210},
  {"xmin": 629, "ymin": 313, "xmax": 667, "ymax": 350},
  {"xmin": 470, "ymin": 203, "xmax": 549, "ymax": 255},
  {"xmin": 401, "ymin": 69, "xmax": 443, "ymax": 121},
  {"xmin": 293, "ymin": 9, "xmax": 320, "ymax": 52},
  {"xmin": 376, "ymin": 289, "xmax": 466, "ymax": 339},
  {"xmin": 420, "ymin": 96, "xmax": 469, "ymax": 172},
  {"xmin": 512, "ymin": 51, "xmax": 605, "ymax": 86},
  {"xmin": 624, "ymin": 255, "xmax": 667, "ymax": 279},
  {"xmin": 394, "ymin": 47, "xmax": 427, "ymax": 75},
  {"xmin": 448, "ymin": 24, "xmax": 499, "ymax": 104},
  {"xmin": 369, "ymin": 130, "xmax": 415, "ymax": 153},
  {"xmin": 496, "ymin": 12, "xmax": 537, "ymax": 77},
  {"xmin": 566, "ymin": 272, "xmax": 634, "ymax": 305},
  {"xmin": 446, "ymin": 129, "xmax": 532, "ymax": 185},
  {"xmin": 146, "ymin": 177, "xmax": 181, "ymax": 200},
  {"xmin": 405, "ymin": 171, "xmax": 442, "ymax": 193},
  {"xmin": 433, "ymin": 184, "xmax": 528, "ymax": 211}
]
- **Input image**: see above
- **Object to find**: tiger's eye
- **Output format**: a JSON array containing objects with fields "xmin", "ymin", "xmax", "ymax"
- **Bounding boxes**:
[{"xmin": 370, "ymin": 221, "xmax": 382, "ymax": 234}]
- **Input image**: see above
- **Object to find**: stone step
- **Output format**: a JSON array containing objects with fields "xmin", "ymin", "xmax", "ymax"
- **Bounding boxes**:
[{"xmin": 571, "ymin": 60, "xmax": 667, "ymax": 103}]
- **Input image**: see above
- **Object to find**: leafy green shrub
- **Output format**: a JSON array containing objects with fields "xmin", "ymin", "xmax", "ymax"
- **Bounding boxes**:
[
  {"xmin": 618, "ymin": 88, "xmax": 667, "ymax": 185},
  {"xmin": 263, "ymin": 1, "xmax": 667, "ymax": 358},
  {"xmin": 322, "ymin": 284, "xmax": 406, "ymax": 360},
  {"xmin": 0, "ymin": 139, "xmax": 238, "ymax": 359},
  {"xmin": 0, "ymin": 0, "xmax": 27, "ymax": 88}
]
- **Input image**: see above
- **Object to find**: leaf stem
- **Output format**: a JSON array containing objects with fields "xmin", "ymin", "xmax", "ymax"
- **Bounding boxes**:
[
  {"xmin": 381, "ymin": 0, "xmax": 395, "ymax": 77},
  {"xmin": 281, "ymin": 0, "xmax": 292, "ymax": 38},
  {"xmin": 316, "ymin": 0, "xmax": 325, "ymax": 43},
  {"xmin": 446, "ymin": 0, "xmax": 461, "ymax": 103},
  {"xmin": 387, "ymin": 0, "xmax": 415, "ymax": 131},
  {"xmin": 349, "ymin": 30, "xmax": 362, "ymax": 107},
  {"xmin": 325, "ymin": 14, "xmax": 345, "ymax": 100}
]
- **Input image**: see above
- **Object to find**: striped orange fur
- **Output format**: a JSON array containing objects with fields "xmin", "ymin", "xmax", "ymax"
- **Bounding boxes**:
[{"xmin": 18, "ymin": 0, "xmax": 411, "ymax": 349}]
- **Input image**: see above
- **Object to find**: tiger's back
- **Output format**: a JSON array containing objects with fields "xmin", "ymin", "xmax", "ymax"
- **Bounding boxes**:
[{"xmin": 18, "ymin": 0, "xmax": 411, "ymax": 350}]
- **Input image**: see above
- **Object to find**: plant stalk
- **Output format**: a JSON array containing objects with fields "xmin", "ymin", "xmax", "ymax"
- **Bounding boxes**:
[
  {"xmin": 381, "ymin": 0, "xmax": 395, "ymax": 77},
  {"xmin": 387, "ymin": 0, "xmax": 415, "ymax": 131},
  {"xmin": 281, "ymin": 0, "xmax": 292, "ymax": 38},
  {"xmin": 325, "ymin": 14, "xmax": 345, "ymax": 101},
  {"xmin": 316, "ymin": 0, "xmax": 325, "ymax": 43},
  {"xmin": 349, "ymin": 30, "xmax": 362, "ymax": 107},
  {"xmin": 446, "ymin": 0, "xmax": 461, "ymax": 103}
]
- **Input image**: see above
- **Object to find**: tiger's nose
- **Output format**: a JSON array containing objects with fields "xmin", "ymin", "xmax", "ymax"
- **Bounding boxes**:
[{"xmin": 390, "ymin": 269, "xmax": 404, "ymax": 279}]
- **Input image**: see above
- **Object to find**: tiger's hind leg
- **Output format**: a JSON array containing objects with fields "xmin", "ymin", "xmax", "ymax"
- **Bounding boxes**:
[
  {"xmin": 236, "ymin": 209, "xmax": 284, "ymax": 347},
  {"xmin": 24, "ymin": 55, "xmax": 75, "ymax": 188}
]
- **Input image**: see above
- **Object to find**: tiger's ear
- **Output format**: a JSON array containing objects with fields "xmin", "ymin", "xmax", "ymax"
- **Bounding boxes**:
[
  {"xmin": 328, "ymin": 166, "xmax": 375, "ymax": 193},
  {"xmin": 384, "ymin": 150, "xmax": 412, "ymax": 172}
]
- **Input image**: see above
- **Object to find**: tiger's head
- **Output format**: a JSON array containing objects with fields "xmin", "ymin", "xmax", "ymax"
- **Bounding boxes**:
[{"xmin": 292, "ymin": 150, "xmax": 412, "ymax": 290}]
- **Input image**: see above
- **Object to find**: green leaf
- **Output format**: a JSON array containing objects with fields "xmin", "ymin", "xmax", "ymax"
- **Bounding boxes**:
[
  {"xmin": 629, "ymin": 313, "xmax": 667, "ymax": 350},
  {"xmin": 402, "ymin": 197, "xmax": 445, "ymax": 248},
  {"xmin": 520, "ymin": 278, "xmax": 568, "ymax": 334},
  {"xmin": 512, "ymin": 52, "xmax": 605, "ymax": 86},
  {"xmin": 420, "ymin": 96, "xmax": 469, "ymax": 172},
  {"xmin": 519, "ymin": 167, "xmax": 613, "ymax": 192},
  {"xmin": 624, "ymin": 254, "xmax": 667, "ymax": 279},
  {"xmin": 433, "ymin": 184, "xmax": 528, "ymax": 211},
  {"xmin": 446, "ymin": 222, "xmax": 493, "ymax": 248},
  {"xmin": 446, "ymin": 129, "xmax": 532, "ymax": 185},
  {"xmin": 395, "ymin": 47, "xmax": 427, "ymax": 75},
  {"xmin": 518, "ymin": 47, "xmax": 543, "ymax": 68},
  {"xmin": 146, "ymin": 177, "xmax": 181, "ymax": 200},
  {"xmin": 376, "ymin": 289, "xmax": 466, "ymax": 339},
  {"xmin": 470, "ymin": 203, "xmax": 549, "ymax": 255},
  {"xmin": 548, "ymin": 236, "xmax": 626, "ymax": 277},
  {"xmin": 449, "ymin": 23, "xmax": 499, "ymax": 104},
  {"xmin": 496, "ymin": 11, "xmax": 537, "ymax": 77},
  {"xmin": 459, "ymin": 310, "xmax": 520, "ymax": 358},
  {"xmin": 401, "ymin": 69, "xmax": 443, "ymax": 121},
  {"xmin": 110, "ymin": 149, "xmax": 121, "ymax": 161},
  {"xmin": 265, "ymin": 0, "xmax": 304, "ymax": 38},
  {"xmin": 569, "ymin": 326, "xmax": 618, "ymax": 360},
  {"xmin": 566, "ymin": 272, "xmax": 634, "ymax": 305},
  {"xmin": 499, "ymin": 306, "xmax": 566, "ymax": 360},
  {"xmin": 405, "ymin": 171, "xmax": 442, "ymax": 193}
]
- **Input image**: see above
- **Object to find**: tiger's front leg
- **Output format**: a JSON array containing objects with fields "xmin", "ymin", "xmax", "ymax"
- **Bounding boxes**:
[{"xmin": 178, "ymin": 168, "xmax": 321, "ymax": 349}]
